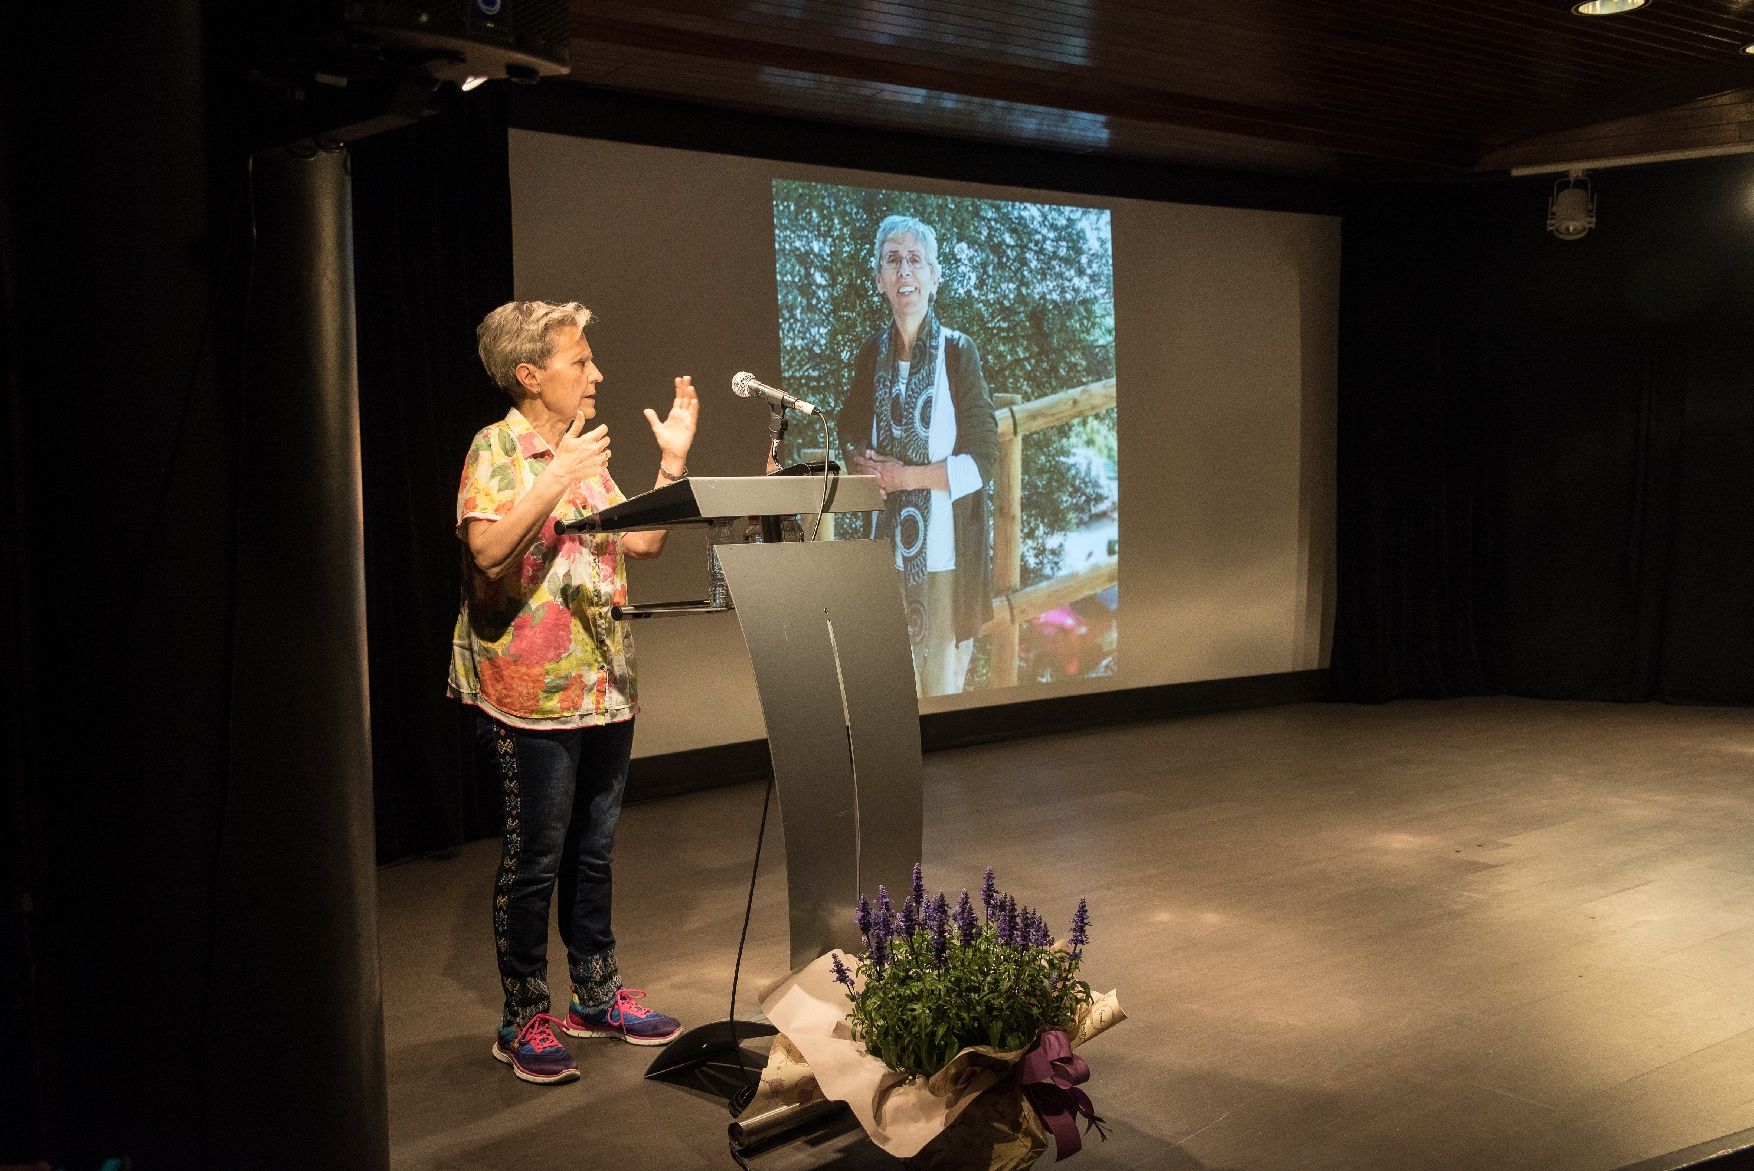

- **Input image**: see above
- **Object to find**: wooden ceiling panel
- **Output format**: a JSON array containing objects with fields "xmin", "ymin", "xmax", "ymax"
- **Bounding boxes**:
[
  {"xmin": 557, "ymin": 0, "xmax": 1754, "ymax": 177},
  {"xmin": 569, "ymin": 41, "xmax": 1352, "ymax": 175}
]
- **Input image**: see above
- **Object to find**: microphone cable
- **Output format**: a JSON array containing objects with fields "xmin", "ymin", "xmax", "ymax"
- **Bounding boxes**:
[
  {"xmin": 808, "ymin": 411, "xmax": 837, "ymax": 542},
  {"xmin": 726, "ymin": 772, "xmax": 776, "ymax": 1116}
]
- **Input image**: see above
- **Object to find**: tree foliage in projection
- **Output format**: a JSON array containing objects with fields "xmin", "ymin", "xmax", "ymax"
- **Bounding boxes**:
[{"xmin": 773, "ymin": 181, "xmax": 1116, "ymax": 583}]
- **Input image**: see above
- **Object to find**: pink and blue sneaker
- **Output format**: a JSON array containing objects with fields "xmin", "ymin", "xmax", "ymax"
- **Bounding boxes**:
[
  {"xmin": 492, "ymin": 1013, "xmax": 580, "ymax": 1084},
  {"xmin": 562, "ymin": 988, "xmax": 682, "ymax": 1046}
]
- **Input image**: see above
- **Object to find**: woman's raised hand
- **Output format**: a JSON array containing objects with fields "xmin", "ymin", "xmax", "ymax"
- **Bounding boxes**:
[{"xmin": 643, "ymin": 375, "xmax": 700, "ymax": 466}]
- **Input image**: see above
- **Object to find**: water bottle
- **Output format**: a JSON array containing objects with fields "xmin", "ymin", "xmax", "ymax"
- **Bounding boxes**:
[{"xmin": 707, "ymin": 519, "xmax": 735, "ymax": 608}]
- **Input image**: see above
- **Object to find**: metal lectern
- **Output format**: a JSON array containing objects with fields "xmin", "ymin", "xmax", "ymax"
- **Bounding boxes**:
[{"xmin": 562, "ymin": 467, "xmax": 924, "ymax": 1084}]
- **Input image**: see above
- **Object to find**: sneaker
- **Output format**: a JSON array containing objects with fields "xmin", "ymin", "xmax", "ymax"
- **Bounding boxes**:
[
  {"xmin": 492, "ymin": 1013, "xmax": 580, "ymax": 1084},
  {"xmin": 562, "ymin": 988, "xmax": 682, "ymax": 1046}
]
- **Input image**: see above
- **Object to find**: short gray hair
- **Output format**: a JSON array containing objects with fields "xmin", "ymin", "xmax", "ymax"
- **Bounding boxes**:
[
  {"xmin": 476, "ymin": 300, "xmax": 595, "ymax": 397},
  {"xmin": 871, "ymin": 215, "xmax": 940, "ymax": 285}
]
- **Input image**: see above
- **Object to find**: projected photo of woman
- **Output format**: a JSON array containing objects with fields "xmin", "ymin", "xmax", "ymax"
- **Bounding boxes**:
[{"xmin": 846, "ymin": 215, "xmax": 999, "ymax": 698}]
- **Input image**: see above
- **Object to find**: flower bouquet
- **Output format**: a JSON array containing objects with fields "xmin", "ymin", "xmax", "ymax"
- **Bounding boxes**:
[{"xmin": 753, "ymin": 866, "xmax": 1124, "ymax": 1169}]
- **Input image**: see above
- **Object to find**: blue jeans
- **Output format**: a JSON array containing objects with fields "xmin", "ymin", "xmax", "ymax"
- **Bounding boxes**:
[{"xmin": 478, "ymin": 713, "xmax": 634, "ymax": 1028}]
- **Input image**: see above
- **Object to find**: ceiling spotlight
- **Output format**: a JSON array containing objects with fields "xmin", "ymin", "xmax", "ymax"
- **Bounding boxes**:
[
  {"xmin": 1548, "ymin": 169, "xmax": 1596, "ymax": 241},
  {"xmin": 460, "ymin": 75, "xmax": 490, "ymax": 92},
  {"xmin": 1741, "ymin": 42, "xmax": 1754, "ymax": 54},
  {"xmin": 1572, "ymin": 0, "xmax": 1648, "ymax": 13}
]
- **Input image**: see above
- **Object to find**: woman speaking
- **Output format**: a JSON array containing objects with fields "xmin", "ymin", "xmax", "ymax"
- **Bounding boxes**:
[{"xmin": 845, "ymin": 215, "xmax": 999, "ymax": 697}]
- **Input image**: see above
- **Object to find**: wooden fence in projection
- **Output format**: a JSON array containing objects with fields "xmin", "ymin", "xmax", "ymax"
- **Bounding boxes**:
[{"xmin": 985, "ymin": 378, "xmax": 1117, "ymax": 688}]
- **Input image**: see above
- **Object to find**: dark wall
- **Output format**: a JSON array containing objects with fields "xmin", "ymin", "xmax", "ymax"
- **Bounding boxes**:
[
  {"xmin": 3, "ymin": 4, "xmax": 237, "ymax": 1164},
  {"xmin": 1332, "ymin": 158, "xmax": 1754, "ymax": 703}
]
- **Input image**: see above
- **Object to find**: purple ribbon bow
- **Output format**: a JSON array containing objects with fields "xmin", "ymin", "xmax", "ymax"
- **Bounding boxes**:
[{"xmin": 1016, "ymin": 1028, "xmax": 1107, "ymax": 1161}]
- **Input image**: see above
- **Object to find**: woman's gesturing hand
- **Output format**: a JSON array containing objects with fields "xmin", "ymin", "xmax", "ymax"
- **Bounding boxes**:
[
  {"xmin": 643, "ymin": 375, "xmax": 700, "ymax": 466},
  {"xmin": 554, "ymin": 411, "xmax": 612, "ymax": 482}
]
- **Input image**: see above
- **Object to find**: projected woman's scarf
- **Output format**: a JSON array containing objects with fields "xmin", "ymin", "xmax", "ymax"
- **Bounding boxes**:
[{"xmin": 871, "ymin": 310, "xmax": 940, "ymax": 647}]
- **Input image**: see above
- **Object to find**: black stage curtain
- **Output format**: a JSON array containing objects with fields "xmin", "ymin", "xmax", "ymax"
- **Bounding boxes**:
[
  {"xmin": 351, "ymin": 90, "xmax": 514, "ymax": 862},
  {"xmin": 1332, "ymin": 158, "xmax": 1754, "ymax": 704}
]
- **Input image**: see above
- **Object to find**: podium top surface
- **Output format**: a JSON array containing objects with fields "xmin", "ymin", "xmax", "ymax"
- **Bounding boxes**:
[{"xmin": 563, "ymin": 469, "xmax": 883, "ymax": 532}]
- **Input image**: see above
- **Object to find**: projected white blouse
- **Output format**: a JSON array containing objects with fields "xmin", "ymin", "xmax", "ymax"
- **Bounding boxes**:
[{"xmin": 892, "ymin": 348, "xmax": 983, "ymax": 573}]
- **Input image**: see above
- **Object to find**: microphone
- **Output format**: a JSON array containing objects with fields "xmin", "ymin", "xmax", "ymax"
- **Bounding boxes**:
[{"xmin": 732, "ymin": 371, "xmax": 821, "ymax": 416}]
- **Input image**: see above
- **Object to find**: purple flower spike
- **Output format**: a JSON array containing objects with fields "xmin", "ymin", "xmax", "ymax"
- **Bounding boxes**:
[
  {"xmin": 869, "ymin": 932, "xmax": 888, "ymax": 974},
  {"xmin": 830, "ymin": 951, "xmax": 855, "ymax": 991},
  {"xmin": 996, "ymin": 895, "xmax": 1016, "ymax": 946},
  {"xmin": 869, "ymin": 894, "xmax": 892, "ymax": 959},
  {"xmin": 981, "ymin": 867, "xmax": 997, "ymax": 920},
  {"xmin": 910, "ymin": 863, "xmax": 926, "ymax": 911},
  {"xmin": 1070, "ymin": 897, "xmax": 1090, "ymax": 957},
  {"xmin": 929, "ymin": 892, "xmax": 949, "ymax": 934},
  {"xmin": 877, "ymin": 884, "xmax": 894, "ymax": 928},
  {"xmin": 900, "ymin": 896, "xmax": 920, "ymax": 938},
  {"xmin": 954, "ymin": 890, "xmax": 977, "ymax": 946},
  {"xmin": 1034, "ymin": 912, "xmax": 1054, "ymax": 949},
  {"xmin": 856, "ymin": 894, "xmax": 873, "ymax": 941},
  {"xmin": 931, "ymin": 912, "xmax": 949, "ymax": 969}
]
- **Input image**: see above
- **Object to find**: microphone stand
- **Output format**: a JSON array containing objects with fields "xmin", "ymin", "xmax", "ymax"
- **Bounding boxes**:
[{"xmin": 761, "ymin": 404, "xmax": 789, "ymax": 543}]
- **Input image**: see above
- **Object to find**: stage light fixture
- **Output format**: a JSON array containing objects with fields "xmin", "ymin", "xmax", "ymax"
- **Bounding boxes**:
[
  {"xmin": 460, "ymin": 75, "xmax": 490, "ymax": 91},
  {"xmin": 1547, "ymin": 169, "xmax": 1596, "ymax": 241},
  {"xmin": 1571, "ymin": 0, "xmax": 1648, "ymax": 13}
]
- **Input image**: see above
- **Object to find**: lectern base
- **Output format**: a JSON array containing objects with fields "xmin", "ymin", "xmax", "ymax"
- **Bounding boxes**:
[{"xmin": 644, "ymin": 1018, "xmax": 779, "ymax": 1100}]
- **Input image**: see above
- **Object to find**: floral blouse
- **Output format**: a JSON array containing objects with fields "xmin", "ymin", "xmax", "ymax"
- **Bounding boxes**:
[{"xmin": 447, "ymin": 408, "xmax": 635, "ymax": 729}]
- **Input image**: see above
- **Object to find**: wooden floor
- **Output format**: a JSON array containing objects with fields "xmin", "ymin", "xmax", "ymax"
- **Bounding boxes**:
[{"xmin": 380, "ymin": 697, "xmax": 1754, "ymax": 1170}]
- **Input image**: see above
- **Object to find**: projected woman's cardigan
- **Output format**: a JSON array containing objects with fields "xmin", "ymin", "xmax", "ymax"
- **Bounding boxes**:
[{"xmin": 844, "ymin": 323, "xmax": 999, "ymax": 646}]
